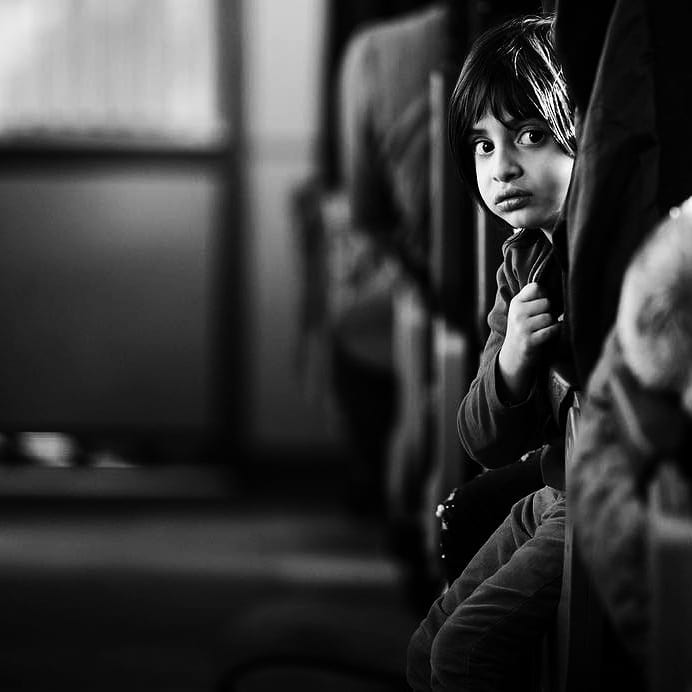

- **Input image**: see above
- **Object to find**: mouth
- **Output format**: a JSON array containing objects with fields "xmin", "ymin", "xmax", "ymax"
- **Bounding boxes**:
[{"xmin": 495, "ymin": 190, "xmax": 531, "ymax": 212}]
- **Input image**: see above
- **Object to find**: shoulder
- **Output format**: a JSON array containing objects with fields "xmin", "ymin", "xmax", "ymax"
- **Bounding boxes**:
[
  {"xmin": 340, "ymin": 23, "xmax": 383, "ymax": 115},
  {"xmin": 377, "ymin": 5, "xmax": 449, "ymax": 47},
  {"xmin": 346, "ymin": 6, "xmax": 448, "ymax": 77},
  {"xmin": 342, "ymin": 23, "xmax": 377, "ymax": 78}
]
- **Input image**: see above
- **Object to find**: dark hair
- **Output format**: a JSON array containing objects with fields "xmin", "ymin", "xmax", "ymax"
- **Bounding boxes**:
[{"xmin": 448, "ymin": 14, "xmax": 576, "ymax": 206}]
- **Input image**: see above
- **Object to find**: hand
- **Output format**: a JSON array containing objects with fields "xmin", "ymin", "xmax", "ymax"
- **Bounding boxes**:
[{"xmin": 498, "ymin": 282, "xmax": 560, "ymax": 401}]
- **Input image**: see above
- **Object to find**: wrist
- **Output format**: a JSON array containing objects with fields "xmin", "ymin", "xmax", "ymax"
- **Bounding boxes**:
[{"xmin": 498, "ymin": 348, "xmax": 532, "ymax": 403}]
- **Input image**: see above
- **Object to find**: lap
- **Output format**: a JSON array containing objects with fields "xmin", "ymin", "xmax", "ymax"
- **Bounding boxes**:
[
  {"xmin": 408, "ymin": 488, "xmax": 565, "ymax": 691},
  {"xmin": 442, "ymin": 496, "xmax": 564, "ymax": 630},
  {"xmin": 439, "ymin": 454, "xmax": 545, "ymax": 583}
]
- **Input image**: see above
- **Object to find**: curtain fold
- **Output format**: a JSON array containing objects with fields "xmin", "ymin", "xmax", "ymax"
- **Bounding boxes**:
[{"xmin": 556, "ymin": 0, "xmax": 692, "ymax": 386}]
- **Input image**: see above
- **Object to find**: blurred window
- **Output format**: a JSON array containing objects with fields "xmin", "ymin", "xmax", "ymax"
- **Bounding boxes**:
[{"xmin": 0, "ymin": 0, "xmax": 225, "ymax": 146}]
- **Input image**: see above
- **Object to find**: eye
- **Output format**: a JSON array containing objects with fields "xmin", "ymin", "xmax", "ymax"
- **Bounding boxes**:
[
  {"xmin": 517, "ymin": 128, "xmax": 546, "ymax": 146},
  {"xmin": 472, "ymin": 139, "xmax": 494, "ymax": 156}
]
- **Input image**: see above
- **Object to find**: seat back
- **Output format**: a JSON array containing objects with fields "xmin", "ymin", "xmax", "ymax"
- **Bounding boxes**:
[
  {"xmin": 648, "ymin": 462, "xmax": 692, "ymax": 692},
  {"xmin": 543, "ymin": 391, "xmax": 607, "ymax": 692},
  {"xmin": 419, "ymin": 68, "xmax": 479, "ymax": 574},
  {"xmin": 386, "ymin": 281, "xmax": 430, "ymax": 544},
  {"xmin": 428, "ymin": 70, "xmax": 473, "ymax": 331}
]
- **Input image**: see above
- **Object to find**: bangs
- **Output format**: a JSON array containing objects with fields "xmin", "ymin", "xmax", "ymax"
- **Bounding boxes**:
[{"xmin": 459, "ymin": 60, "xmax": 544, "ymax": 137}]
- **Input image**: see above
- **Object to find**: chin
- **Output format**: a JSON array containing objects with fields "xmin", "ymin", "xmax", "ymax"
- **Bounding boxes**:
[
  {"xmin": 501, "ymin": 210, "xmax": 536, "ymax": 228},
  {"xmin": 504, "ymin": 210, "xmax": 554, "ymax": 230}
]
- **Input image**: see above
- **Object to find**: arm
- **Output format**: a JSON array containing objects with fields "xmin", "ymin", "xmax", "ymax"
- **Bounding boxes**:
[{"xmin": 457, "ymin": 252, "xmax": 557, "ymax": 468}]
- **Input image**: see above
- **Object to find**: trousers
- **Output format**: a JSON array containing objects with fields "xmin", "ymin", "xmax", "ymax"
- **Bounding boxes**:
[
  {"xmin": 407, "ymin": 485, "xmax": 565, "ymax": 691},
  {"xmin": 439, "ymin": 453, "xmax": 544, "ymax": 583}
]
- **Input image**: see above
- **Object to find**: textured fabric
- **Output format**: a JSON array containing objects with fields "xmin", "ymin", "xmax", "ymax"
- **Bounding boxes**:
[
  {"xmin": 408, "ymin": 486, "xmax": 566, "ymax": 691},
  {"xmin": 456, "ymin": 228, "xmax": 564, "ymax": 486},
  {"xmin": 568, "ymin": 329, "xmax": 687, "ymax": 666}
]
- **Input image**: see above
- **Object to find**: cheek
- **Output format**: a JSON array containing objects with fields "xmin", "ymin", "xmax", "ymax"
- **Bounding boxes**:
[
  {"xmin": 554, "ymin": 158, "xmax": 574, "ymax": 199},
  {"xmin": 558, "ymin": 159, "xmax": 574, "ymax": 195},
  {"xmin": 475, "ymin": 165, "xmax": 494, "ymax": 206},
  {"xmin": 539, "ymin": 159, "xmax": 573, "ymax": 205}
]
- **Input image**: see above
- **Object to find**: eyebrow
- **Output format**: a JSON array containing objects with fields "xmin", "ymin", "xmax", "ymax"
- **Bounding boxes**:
[
  {"xmin": 502, "ymin": 116, "xmax": 533, "ymax": 129},
  {"xmin": 469, "ymin": 117, "xmax": 545, "ymax": 136}
]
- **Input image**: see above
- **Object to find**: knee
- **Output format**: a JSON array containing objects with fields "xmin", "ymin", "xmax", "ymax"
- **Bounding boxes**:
[
  {"xmin": 406, "ymin": 622, "xmax": 434, "ymax": 691},
  {"xmin": 430, "ymin": 614, "xmax": 529, "ymax": 691},
  {"xmin": 430, "ymin": 617, "xmax": 474, "ymax": 685}
]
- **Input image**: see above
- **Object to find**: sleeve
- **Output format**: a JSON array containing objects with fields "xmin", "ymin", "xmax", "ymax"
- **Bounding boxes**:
[
  {"xmin": 456, "ymin": 249, "xmax": 548, "ymax": 468},
  {"xmin": 568, "ymin": 328, "xmax": 685, "ymax": 663}
]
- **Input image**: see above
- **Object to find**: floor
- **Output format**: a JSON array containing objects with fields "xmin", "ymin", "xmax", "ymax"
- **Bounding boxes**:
[{"xmin": 0, "ymin": 458, "xmax": 422, "ymax": 691}]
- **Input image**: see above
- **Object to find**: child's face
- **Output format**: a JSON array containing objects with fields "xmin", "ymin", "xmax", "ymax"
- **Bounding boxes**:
[{"xmin": 470, "ymin": 111, "xmax": 574, "ymax": 233}]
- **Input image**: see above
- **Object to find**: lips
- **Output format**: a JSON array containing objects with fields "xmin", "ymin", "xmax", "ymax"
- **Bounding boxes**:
[{"xmin": 495, "ymin": 189, "xmax": 531, "ymax": 212}]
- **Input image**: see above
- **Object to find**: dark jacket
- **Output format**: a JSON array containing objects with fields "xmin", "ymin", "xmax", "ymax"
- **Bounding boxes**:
[{"xmin": 457, "ymin": 228, "xmax": 567, "ymax": 490}]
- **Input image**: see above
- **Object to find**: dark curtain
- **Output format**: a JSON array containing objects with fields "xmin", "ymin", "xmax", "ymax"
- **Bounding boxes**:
[{"xmin": 555, "ymin": 0, "xmax": 692, "ymax": 386}]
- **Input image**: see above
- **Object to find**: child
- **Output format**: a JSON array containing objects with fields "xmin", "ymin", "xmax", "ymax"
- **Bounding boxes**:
[
  {"xmin": 407, "ymin": 14, "xmax": 576, "ymax": 691},
  {"xmin": 567, "ymin": 197, "xmax": 692, "ymax": 669}
]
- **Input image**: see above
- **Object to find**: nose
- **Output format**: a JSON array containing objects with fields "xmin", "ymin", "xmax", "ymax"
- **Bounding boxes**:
[{"xmin": 492, "ymin": 146, "xmax": 522, "ymax": 182}]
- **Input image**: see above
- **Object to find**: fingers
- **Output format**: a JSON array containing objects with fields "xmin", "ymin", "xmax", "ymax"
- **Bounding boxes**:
[
  {"xmin": 515, "ymin": 282, "xmax": 544, "ymax": 301},
  {"xmin": 526, "ymin": 312, "xmax": 555, "ymax": 332},
  {"xmin": 513, "ymin": 283, "xmax": 551, "ymax": 316},
  {"xmin": 506, "ymin": 282, "xmax": 560, "ymax": 358},
  {"xmin": 530, "ymin": 322, "xmax": 561, "ymax": 345},
  {"xmin": 523, "ymin": 298, "xmax": 551, "ymax": 317}
]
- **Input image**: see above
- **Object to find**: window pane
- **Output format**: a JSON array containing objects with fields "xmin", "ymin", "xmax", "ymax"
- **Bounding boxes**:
[{"xmin": 0, "ymin": 0, "xmax": 226, "ymax": 145}]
